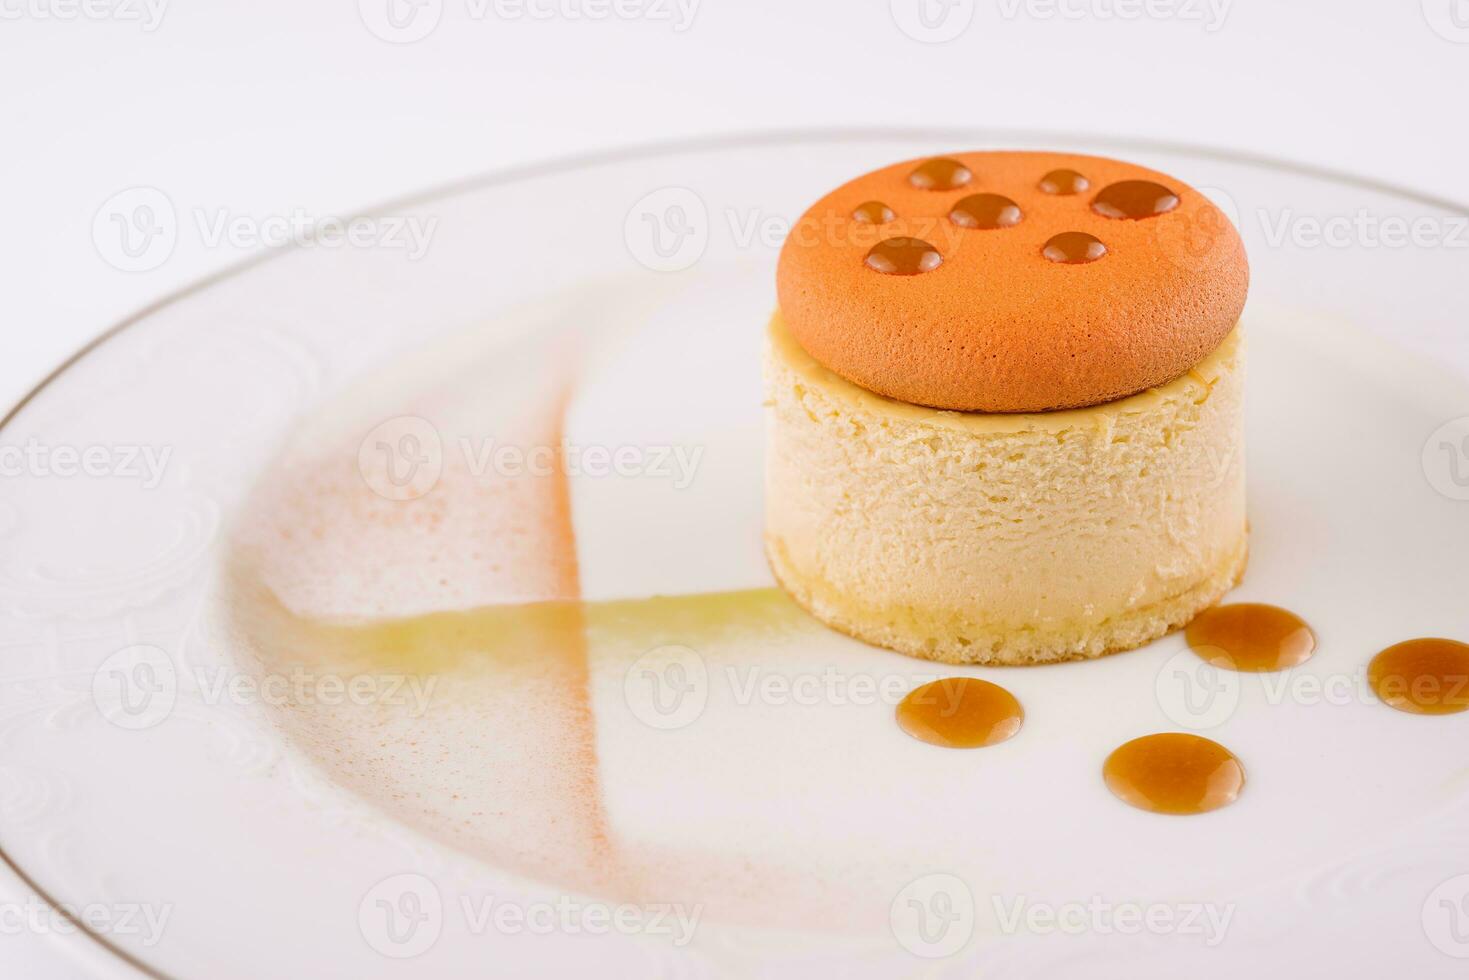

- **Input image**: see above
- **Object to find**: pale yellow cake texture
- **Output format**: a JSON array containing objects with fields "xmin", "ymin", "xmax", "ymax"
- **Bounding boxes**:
[{"xmin": 763, "ymin": 313, "xmax": 1247, "ymax": 666}]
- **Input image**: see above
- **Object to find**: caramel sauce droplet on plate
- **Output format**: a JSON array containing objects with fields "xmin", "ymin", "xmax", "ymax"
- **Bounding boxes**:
[
  {"xmin": 1186, "ymin": 603, "xmax": 1317, "ymax": 672},
  {"xmin": 1103, "ymin": 733, "xmax": 1245, "ymax": 815},
  {"xmin": 1369, "ymin": 638, "xmax": 1469, "ymax": 715},
  {"xmin": 896, "ymin": 677, "xmax": 1023, "ymax": 748}
]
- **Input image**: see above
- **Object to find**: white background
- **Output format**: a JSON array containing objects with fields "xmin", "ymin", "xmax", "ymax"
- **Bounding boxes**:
[{"xmin": 1, "ymin": 0, "xmax": 1466, "ymax": 975}]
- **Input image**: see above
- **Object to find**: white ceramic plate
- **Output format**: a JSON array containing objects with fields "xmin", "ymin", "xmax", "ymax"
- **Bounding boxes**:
[{"xmin": 4, "ymin": 132, "xmax": 1469, "ymax": 979}]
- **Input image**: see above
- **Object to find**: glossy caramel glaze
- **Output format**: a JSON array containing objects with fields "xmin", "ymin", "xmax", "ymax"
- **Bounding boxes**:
[
  {"xmin": 1103, "ymin": 733, "xmax": 1245, "ymax": 815},
  {"xmin": 1186, "ymin": 603, "xmax": 1316, "ymax": 672},
  {"xmin": 1369, "ymin": 638, "xmax": 1469, "ymax": 715},
  {"xmin": 896, "ymin": 677, "xmax": 1024, "ymax": 748}
]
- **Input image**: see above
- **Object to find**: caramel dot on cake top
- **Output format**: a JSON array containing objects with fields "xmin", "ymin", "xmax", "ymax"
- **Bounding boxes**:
[
  {"xmin": 775, "ymin": 150, "xmax": 1249, "ymax": 413},
  {"xmin": 1042, "ymin": 230, "xmax": 1107, "ymax": 264},
  {"xmin": 1038, "ymin": 168, "xmax": 1090, "ymax": 195},
  {"xmin": 1091, "ymin": 179, "xmax": 1180, "ymax": 220},
  {"xmin": 864, "ymin": 237, "xmax": 943, "ymax": 276},
  {"xmin": 851, "ymin": 200, "xmax": 896, "ymax": 224},
  {"xmin": 907, "ymin": 157, "xmax": 972, "ymax": 191},
  {"xmin": 949, "ymin": 193, "xmax": 1023, "ymax": 230}
]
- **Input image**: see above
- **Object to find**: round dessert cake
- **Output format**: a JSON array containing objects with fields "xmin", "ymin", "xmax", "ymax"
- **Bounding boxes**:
[{"xmin": 766, "ymin": 150, "xmax": 1249, "ymax": 665}]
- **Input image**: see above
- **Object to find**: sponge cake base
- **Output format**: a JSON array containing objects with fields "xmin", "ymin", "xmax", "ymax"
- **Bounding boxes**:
[{"xmin": 763, "ymin": 313, "xmax": 1247, "ymax": 666}]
